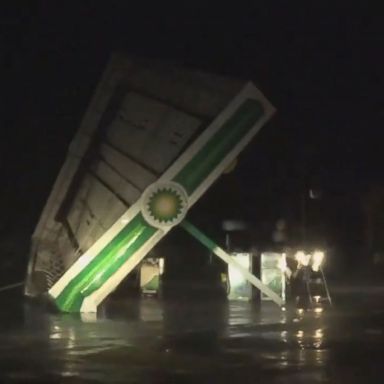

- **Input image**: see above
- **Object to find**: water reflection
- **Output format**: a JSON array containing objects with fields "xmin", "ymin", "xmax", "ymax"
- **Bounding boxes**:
[
  {"xmin": 18, "ymin": 298, "xmax": 229, "ymax": 381},
  {"xmin": 0, "ymin": 294, "xmax": 382, "ymax": 383},
  {"xmin": 20, "ymin": 300, "xmax": 166, "ymax": 382},
  {"xmin": 293, "ymin": 327, "xmax": 325, "ymax": 350},
  {"xmin": 161, "ymin": 299, "xmax": 228, "ymax": 356}
]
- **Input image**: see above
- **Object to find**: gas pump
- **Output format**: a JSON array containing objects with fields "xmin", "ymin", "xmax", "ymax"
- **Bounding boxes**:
[{"xmin": 140, "ymin": 258, "xmax": 164, "ymax": 297}]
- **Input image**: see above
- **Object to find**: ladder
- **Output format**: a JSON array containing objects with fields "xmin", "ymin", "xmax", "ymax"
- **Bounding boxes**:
[{"xmin": 306, "ymin": 266, "xmax": 332, "ymax": 308}]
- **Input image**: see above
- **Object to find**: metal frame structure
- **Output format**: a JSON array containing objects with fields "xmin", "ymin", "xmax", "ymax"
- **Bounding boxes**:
[{"xmin": 26, "ymin": 58, "xmax": 279, "ymax": 312}]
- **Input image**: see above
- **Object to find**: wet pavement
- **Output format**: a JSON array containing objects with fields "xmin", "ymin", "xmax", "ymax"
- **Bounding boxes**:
[{"xmin": 0, "ymin": 286, "xmax": 384, "ymax": 383}]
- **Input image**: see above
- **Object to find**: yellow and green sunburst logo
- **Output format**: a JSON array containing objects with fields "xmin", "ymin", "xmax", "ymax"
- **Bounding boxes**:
[
  {"xmin": 141, "ymin": 182, "xmax": 189, "ymax": 229},
  {"xmin": 148, "ymin": 188, "xmax": 183, "ymax": 223}
]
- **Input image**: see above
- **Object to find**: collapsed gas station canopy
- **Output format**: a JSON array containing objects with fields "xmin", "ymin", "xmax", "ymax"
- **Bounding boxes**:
[{"xmin": 25, "ymin": 54, "xmax": 276, "ymax": 312}]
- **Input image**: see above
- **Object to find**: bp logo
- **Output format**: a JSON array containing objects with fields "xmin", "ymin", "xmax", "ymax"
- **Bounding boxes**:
[{"xmin": 141, "ymin": 182, "xmax": 189, "ymax": 229}]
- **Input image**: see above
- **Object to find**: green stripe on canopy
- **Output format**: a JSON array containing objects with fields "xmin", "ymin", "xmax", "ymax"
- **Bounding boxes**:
[{"xmin": 53, "ymin": 98, "xmax": 264, "ymax": 312}]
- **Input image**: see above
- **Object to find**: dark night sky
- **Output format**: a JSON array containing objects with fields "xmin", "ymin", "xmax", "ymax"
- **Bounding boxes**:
[{"xmin": 1, "ymin": 2, "xmax": 383, "ymax": 256}]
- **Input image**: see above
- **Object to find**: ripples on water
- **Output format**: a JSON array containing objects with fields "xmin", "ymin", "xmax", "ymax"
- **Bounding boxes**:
[{"xmin": 0, "ymin": 292, "xmax": 383, "ymax": 383}]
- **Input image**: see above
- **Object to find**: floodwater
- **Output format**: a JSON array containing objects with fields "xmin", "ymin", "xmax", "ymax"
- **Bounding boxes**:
[{"xmin": 0, "ymin": 287, "xmax": 384, "ymax": 383}]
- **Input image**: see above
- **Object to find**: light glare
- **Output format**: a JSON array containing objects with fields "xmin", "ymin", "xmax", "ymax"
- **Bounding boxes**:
[
  {"xmin": 312, "ymin": 250, "xmax": 325, "ymax": 271},
  {"xmin": 295, "ymin": 251, "xmax": 311, "ymax": 266}
]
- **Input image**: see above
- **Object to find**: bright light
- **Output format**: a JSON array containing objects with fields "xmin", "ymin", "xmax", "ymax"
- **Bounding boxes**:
[
  {"xmin": 228, "ymin": 254, "xmax": 250, "ymax": 295},
  {"xmin": 229, "ymin": 266, "xmax": 247, "ymax": 287},
  {"xmin": 296, "ymin": 330, "xmax": 304, "ymax": 338},
  {"xmin": 313, "ymin": 251, "xmax": 324, "ymax": 264},
  {"xmin": 314, "ymin": 295, "xmax": 321, "ymax": 303},
  {"xmin": 278, "ymin": 256, "xmax": 287, "ymax": 272},
  {"xmin": 295, "ymin": 251, "xmax": 311, "ymax": 266},
  {"xmin": 314, "ymin": 307, "xmax": 323, "ymax": 314},
  {"xmin": 312, "ymin": 250, "xmax": 325, "ymax": 271},
  {"xmin": 297, "ymin": 308, "xmax": 304, "ymax": 314},
  {"xmin": 314, "ymin": 328, "xmax": 323, "ymax": 338},
  {"xmin": 295, "ymin": 251, "xmax": 304, "ymax": 262},
  {"xmin": 159, "ymin": 258, "xmax": 164, "ymax": 275}
]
